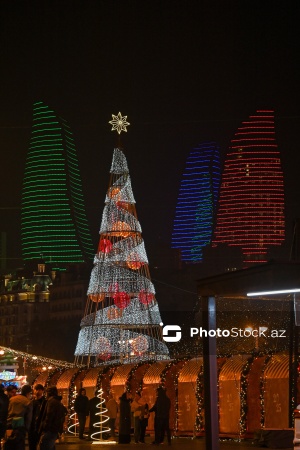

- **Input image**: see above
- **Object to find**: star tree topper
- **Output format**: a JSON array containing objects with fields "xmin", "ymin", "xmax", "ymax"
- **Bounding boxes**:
[{"xmin": 109, "ymin": 112, "xmax": 130, "ymax": 134}]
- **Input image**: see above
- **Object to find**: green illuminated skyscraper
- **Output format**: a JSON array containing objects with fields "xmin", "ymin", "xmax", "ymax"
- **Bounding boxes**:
[{"xmin": 21, "ymin": 101, "xmax": 94, "ymax": 266}]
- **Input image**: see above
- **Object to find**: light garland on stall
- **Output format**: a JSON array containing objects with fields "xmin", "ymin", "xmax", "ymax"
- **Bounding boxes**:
[
  {"xmin": 259, "ymin": 353, "xmax": 272, "ymax": 428},
  {"xmin": 125, "ymin": 362, "xmax": 152, "ymax": 394},
  {"xmin": 160, "ymin": 359, "xmax": 188, "ymax": 436},
  {"xmin": 195, "ymin": 368, "xmax": 204, "ymax": 433},
  {"xmin": 239, "ymin": 356, "xmax": 254, "ymax": 438}
]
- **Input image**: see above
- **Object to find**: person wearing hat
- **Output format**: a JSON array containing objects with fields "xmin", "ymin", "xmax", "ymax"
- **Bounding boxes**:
[
  {"xmin": 28, "ymin": 385, "xmax": 45, "ymax": 450},
  {"xmin": 37, "ymin": 386, "xmax": 66, "ymax": 450},
  {"xmin": 0, "ymin": 383, "xmax": 9, "ymax": 440}
]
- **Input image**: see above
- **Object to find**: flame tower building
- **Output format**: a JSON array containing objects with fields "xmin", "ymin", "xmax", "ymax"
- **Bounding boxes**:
[
  {"xmin": 21, "ymin": 101, "xmax": 94, "ymax": 266},
  {"xmin": 172, "ymin": 142, "xmax": 221, "ymax": 263},
  {"xmin": 212, "ymin": 110, "xmax": 285, "ymax": 264}
]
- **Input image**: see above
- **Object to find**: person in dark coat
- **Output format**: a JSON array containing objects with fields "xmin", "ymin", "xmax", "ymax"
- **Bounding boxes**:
[
  {"xmin": 149, "ymin": 387, "xmax": 171, "ymax": 445},
  {"xmin": 118, "ymin": 392, "xmax": 132, "ymax": 444},
  {"xmin": 87, "ymin": 391, "xmax": 98, "ymax": 440},
  {"xmin": 37, "ymin": 386, "xmax": 66, "ymax": 450},
  {"xmin": 74, "ymin": 388, "xmax": 89, "ymax": 440},
  {"xmin": 0, "ymin": 383, "xmax": 9, "ymax": 440},
  {"xmin": 28, "ymin": 384, "xmax": 45, "ymax": 450},
  {"xmin": 139, "ymin": 401, "xmax": 149, "ymax": 444}
]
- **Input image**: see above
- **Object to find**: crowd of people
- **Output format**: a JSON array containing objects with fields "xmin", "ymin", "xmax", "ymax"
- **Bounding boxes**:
[
  {"xmin": 117, "ymin": 387, "xmax": 171, "ymax": 445},
  {"xmin": 0, "ymin": 383, "xmax": 172, "ymax": 448},
  {"xmin": 0, "ymin": 383, "xmax": 67, "ymax": 450}
]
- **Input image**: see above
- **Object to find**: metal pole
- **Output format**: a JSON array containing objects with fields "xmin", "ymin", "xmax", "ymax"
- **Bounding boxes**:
[
  {"xmin": 290, "ymin": 295, "xmax": 298, "ymax": 427},
  {"xmin": 202, "ymin": 296, "xmax": 220, "ymax": 450}
]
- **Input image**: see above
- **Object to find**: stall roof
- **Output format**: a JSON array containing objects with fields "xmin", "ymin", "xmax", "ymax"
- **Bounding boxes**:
[{"xmin": 197, "ymin": 260, "xmax": 300, "ymax": 299}]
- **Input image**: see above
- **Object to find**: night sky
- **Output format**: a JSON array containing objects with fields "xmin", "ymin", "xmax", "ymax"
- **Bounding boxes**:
[{"xmin": 0, "ymin": 1, "xmax": 299, "ymax": 271}]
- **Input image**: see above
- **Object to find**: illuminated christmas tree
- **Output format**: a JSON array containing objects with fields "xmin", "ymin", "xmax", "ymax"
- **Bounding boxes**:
[{"xmin": 74, "ymin": 113, "xmax": 169, "ymax": 365}]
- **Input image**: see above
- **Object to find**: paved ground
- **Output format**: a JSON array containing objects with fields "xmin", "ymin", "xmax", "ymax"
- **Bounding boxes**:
[{"xmin": 58, "ymin": 435, "xmax": 293, "ymax": 449}]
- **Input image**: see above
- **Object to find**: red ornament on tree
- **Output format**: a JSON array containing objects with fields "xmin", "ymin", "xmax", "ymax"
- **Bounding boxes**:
[
  {"xmin": 97, "ymin": 352, "xmax": 111, "ymax": 361},
  {"xmin": 127, "ymin": 261, "xmax": 143, "ymax": 270},
  {"xmin": 116, "ymin": 201, "xmax": 130, "ymax": 211},
  {"xmin": 114, "ymin": 291, "xmax": 130, "ymax": 309},
  {"xmin": 98, "ymin": 239, "xmax": 113, "ymax": 253},
  {"xmin": 138, "ymin": 290, "xmax": 155, "ymax": 305}
]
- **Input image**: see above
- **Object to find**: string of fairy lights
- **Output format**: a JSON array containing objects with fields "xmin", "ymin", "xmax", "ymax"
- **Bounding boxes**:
[{"xmin": 0, "ymin": 346, "xmax": 77, "ymax": 369}]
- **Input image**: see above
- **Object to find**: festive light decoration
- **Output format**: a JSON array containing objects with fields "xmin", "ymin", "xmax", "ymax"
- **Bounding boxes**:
[
  {"xmin": 68, "ymin": 386, "xmax": 79, "ymax": 435},
  {"xmin": 0, "ymin": 346, "xmax": 76, "ymax": 369},
  {"xmin": 127, "ymin": 252, "xmax": 143, "ymax": 270},
  {"xmin": 138, "ymin": 290, "xmax": 155, "ymax": 305},
  {"xmin": 239, "ymin": 356, "xmax": 254, "ymax": 436},
  {"xmin": 90, "ymin": 386, "xmax": 111, "ymax": 442},
  {"xmin": 107, "ymin": 306, "xmax": 123, "ymax": 320},
  {"xmin": 95, "ymin": 337, "xmax": 112, "ymax": 361},
  {"xmin": 131, "ymin": 336, "xmax": 149, "ymax": 355},
  {"xmin": 74, "ymin": 145, "xmax": 169, "ymax": 365},
  {"xmin": 109, "ymin": 112, "xmax": 130, "ymax": 134},
  {"xmin": 259, "ymin": 354, "xmax": 272, "ymax": 428},
  {"xmin": 113, "ymin": 291, "xmax": 130, "ymax": 309},
  {"xmin": 89, "ymin": 293, "xmax": 105, "ymax": 303},
  {"xmin": 172, "ymin": 142, "xmax": 221, "ymax": 262},
  {"xmin": 195, "ymin": 368, "xmax": 204, "ymax": 433},
  {"xmin": 98, "ymin": 239, "xmax": 113, "ymax": 254},
  {"xmin": 111, "ymin": 221, "xmax": 131, "ymax": 238},
  {"xmin": 212, "ymin": 110, "xmax": 285, "ymax": 264},
  {"xmin": 21, "ymin": 101, "xmax": 94, "ymax": 266},
  {"xmin": 109, "ymin": 187, "xmax": 121, "ymax": 198}
]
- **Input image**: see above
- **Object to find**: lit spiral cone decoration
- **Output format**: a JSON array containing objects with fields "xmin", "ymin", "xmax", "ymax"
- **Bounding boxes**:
[
  {"xmin": 74, "ymin": 133, "xmax": 169, "ymax": 365},
  {"xmin": 90, "ymin": 387, "xmax": 111, "ymax": 442},
  {"xmin": 68, "ymin": 386, "xmax": 79, "ymax": 435}
]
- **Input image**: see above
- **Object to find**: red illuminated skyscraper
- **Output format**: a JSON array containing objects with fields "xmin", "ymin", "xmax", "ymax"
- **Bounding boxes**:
[{"xmin": 212, "ymin": 110, "xmax": 285, "ymax": 264}]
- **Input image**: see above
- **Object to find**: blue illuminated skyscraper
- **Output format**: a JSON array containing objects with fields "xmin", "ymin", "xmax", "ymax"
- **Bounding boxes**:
[
  {"xmin": 21, "ymin": 101, "xmax": 94, "ymax": 267},
  {"xmin": 172, "ymin": 142, "xmax": 221, "ymax": 263}
]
